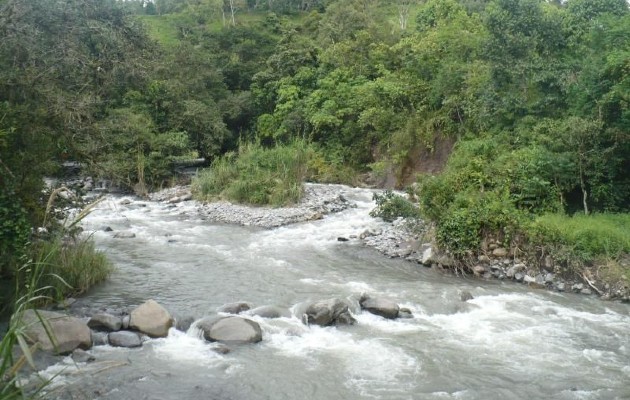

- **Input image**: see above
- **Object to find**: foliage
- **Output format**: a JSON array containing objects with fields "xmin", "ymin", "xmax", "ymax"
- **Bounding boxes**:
[
  {"xmin": 369, "ymin": 190, "xmax": 422, "ymax": 223},
  {"xmin": 0, "ymin": 191, "xmax": 30, "ymax": 280},
  {"xmin": 192, "ymin": 140, "xmax": 312, "ymax": 206}
]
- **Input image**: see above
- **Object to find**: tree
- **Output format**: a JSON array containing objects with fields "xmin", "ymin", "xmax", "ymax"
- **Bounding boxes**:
[{"xmin": 397, "ymin": 0, "xmax": 415, "ymax": 30}]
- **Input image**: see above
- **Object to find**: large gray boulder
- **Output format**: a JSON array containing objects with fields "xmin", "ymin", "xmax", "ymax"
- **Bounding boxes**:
[
  {"xmin": 108, "ymin": 331, "xmax": 142, "ymax": 348},
  {"xmin": 197, "ymin": 316, "xmax": 262, "ymax": 344},
  {"xmin": 247, "ymin": 305, "xmax": 291, "ymax": 319},
  {"xmin": 359, "ymin": 295, "xmax": 400, "ymax": 319},
  {"xmin": 129, "ymin": 299, "xmax": 173, "ymax": 338},
  {"xmin": 22, "ymin": 310, "xmax": 91, "ymax": 354},
  {"xmin": 304, "ymin": 298, "xmax": 357, "ymax": 326},
  {"xmin": 88, "ymin": 313, "xmax": 122, "ymax": 332}
]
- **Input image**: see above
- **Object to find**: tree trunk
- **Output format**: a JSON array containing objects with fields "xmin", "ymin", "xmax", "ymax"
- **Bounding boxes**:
[
  {"xmin": 579, "ymin": 163, "xmax": 589, "ymax": 215},
  {"xmin": 228, "ymin": 0, "xmax": 236, "ymax": 26}
]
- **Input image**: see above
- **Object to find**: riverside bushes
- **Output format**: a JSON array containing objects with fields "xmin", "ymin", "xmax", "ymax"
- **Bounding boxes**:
[{"xmin": 193, "ymin": 141, "xmax": 312, "ymax": 206}]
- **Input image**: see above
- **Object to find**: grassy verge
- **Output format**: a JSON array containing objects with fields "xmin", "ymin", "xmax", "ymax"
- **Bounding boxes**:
[{"xmin": 525, "ymin": 213, "xmax": 630, "ymax": 291}]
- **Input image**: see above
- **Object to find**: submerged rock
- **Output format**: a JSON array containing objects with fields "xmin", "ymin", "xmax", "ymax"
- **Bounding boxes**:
[
  {"xmin": 71, "ymin": 348, "xmax": 95, "ymax": 363},
  {"xmin": 359, "ymin": 295, "xmax": 400, "ymax": 320},
  {"xmin": 129, "ymin": 299, "xmax": 173, "ymax": 338},
  {"xmin": 217, "ymin": 302, "xmax": 252, "ymax": 314},
  {"xmin": 90, "ymin": 331, "xmax": 109, "ymax": 346},
  {"xmin": 398, "ymin": 308, "xmax": 414, "ymax": 319},
  {"xmin": 174, "ymin": 315, "xmax": 196, "ymax": 332},
  {"xmin": 108, "ymin": 331, "xmax": 142, "ymax": 348},
  {"xmin": 247, "ymin": 305, "xmax": 291, "ymax": 319},
  {"xmin": 197, "ymin": 316, "xmax": 262, "ymax": 344},
  {"xmin": 460, "ymin": 291, "xmax": 474, "ymax": 302},
  {"xmin": 22, "ymin": 310, "xmax": 91, "ymax": 354},
  {"xmin": 304, "ymin": 298, "xmax": 357, "ymax": 326},
  {"xmin": 113, "ymin": 232, "xmax": 136, "ymax": 239}
]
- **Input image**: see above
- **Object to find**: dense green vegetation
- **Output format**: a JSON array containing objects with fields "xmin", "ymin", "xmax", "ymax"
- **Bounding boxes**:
[
  {"xmin": 193, "ymin": 141, "xmax": 312, "ymax": 206},
  {"xmin": 0, "ymin": 0, "xmax": 629, "ymax": 312}
]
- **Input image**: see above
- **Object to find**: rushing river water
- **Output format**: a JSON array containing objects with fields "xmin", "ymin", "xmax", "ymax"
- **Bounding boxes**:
[{"xmin": 45, "ymin": 185, "xmax": 630, "ymax": 400}]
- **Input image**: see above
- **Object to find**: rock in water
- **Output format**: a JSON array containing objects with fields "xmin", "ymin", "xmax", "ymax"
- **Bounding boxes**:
[
  {"xmin": 113, "ymin": 232, "xmax": 136, "ymax": 239},
  {"xmin": 71, "ymin": 348, "xmax": 95, "ymax": 363},
  {"xmin": 247, "ymin": 305, "xmax": 291, "ymax": 319},
  {"xmin": 108, "ymin": 331, "xmax": 142, "ymax": 348},
  {"xmin": 88, "ymin": 313, "xmax": 123, "ymax": 332},
  {"xmin": 174, "ymin": 315, "xmax": 196, "ymax": 332},
  {"xmin": 129, "ymin": 299, "xmax": 173, "ymax": 338},
  {"xmin": 217, "ymin": 302, "xmax": 251, "ymax": 314},
  {"xmin": 460, "ymin": 291, "xmax": 474, "ymax": 302},
  {"xmin": 359, "ymin": 295, "xmax": 400, "ymax": 319},
  {"xmin": 398, "ymin": 308, "xmax": 414, "ymax": 319},
  {"xmin": 304, "ymin": 298, "xmax": 357, "ymax": 326},
  {"xmin": 22, "ymin": 310, "xmax": 91, "ymax": 354},
  {"xmin": 197, "ymin": 316, "xmax": 262, "ymax": 344}
]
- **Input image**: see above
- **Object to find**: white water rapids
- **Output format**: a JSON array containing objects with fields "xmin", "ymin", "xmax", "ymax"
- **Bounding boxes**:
[{"xmin": 44, "ymin": 185, "xmax": 630, "ymax": 400}]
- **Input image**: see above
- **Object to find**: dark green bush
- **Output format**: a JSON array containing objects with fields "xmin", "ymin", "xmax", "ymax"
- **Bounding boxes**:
[{"xmin": 435, "ymin": 191, "xmax": 525, "ymax": 256}]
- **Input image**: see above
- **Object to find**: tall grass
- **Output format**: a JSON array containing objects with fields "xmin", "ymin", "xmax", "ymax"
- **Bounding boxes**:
[
  {"xmin": 527, "ymin": 213, "xmax": 630, "ymax": 262},
  {"xmin": 193, "ymin": 140, "xmax": 312, "ymax": 207}
]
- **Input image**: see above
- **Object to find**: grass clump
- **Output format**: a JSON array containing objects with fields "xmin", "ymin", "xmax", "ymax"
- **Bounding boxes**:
[
  {"xmin": 193, "ymin": 140, "xmax": 312, "ymax": 207},
  {"xmin": 26, "ymin": 238, "xmax": 113, "ymax": 302}
]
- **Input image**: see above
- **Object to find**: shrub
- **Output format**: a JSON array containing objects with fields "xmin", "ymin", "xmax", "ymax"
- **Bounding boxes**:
[
  {"xmin": 370, "ymin": 190, "xmax": 422, "ymax": 222},
  {"xmin": 435, "ymin": 191, "xmax": 525, "ymax": 256}
]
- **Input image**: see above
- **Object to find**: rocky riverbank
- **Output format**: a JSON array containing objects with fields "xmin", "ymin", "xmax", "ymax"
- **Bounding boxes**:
[
  {"xmin": 149, "ymin": 183, "xmax": 352, "ymax": 228},
  {"xmin": 361, "ymin": 216, "xmax": 630, "ymax": 302}
]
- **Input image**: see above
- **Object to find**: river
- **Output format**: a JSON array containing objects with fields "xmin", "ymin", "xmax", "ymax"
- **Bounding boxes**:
[{"xmin": 45, "ymin": 185, "xmax": 630, "ymax": 400}]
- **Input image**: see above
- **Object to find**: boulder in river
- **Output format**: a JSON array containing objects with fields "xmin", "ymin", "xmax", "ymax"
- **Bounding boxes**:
[
  {"xmin": 88, "ymin": 313, "xmax": 123, "ymax": 332},
  {"xmin": 108, "ymin": 331, "xmax": 142, "ymax": 348},
  {"xmin": 22, "ymin": 310, "xmax": 91, "ymax": 354},
  {"xmin": 304, "ymin": 298, "xmax": 357, "ymax": 326},
  {"xmin": 359, "ymin": 295, "xmax": 400, "ymax": 320},
  {"xmin": 129, "ymin": 299, "xmax": 173, "ymax": 338},
  {"xmin": 217, "ymin": 302, "xmax": 251, "ymax": 314},
  {"xmin": 197, "ymin": 316, "xmax": 262, "ymax": 344},
  {"xmin": 247, "ymin": 305, "xmax": 291, "ymax": 319}
]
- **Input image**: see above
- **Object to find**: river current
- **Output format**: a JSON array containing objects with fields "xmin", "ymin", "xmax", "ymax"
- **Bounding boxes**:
[{"xmin": 45, "ymin": 185, "xmax": 630, "ymax": 400}]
